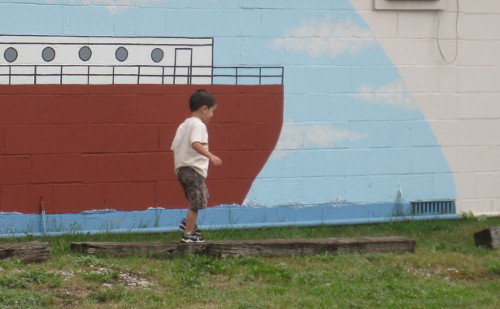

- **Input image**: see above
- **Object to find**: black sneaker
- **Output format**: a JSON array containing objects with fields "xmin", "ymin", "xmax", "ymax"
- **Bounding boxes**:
[
  {"xmin": 181, "ymin": 232, "xmax": 205, "ymax": 243},
  {"xmin": 179, "ymin": 218, "xmax": 202, "ymax": 235}
]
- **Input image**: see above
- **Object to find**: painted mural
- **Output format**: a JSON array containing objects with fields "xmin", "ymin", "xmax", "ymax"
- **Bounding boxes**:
[{"xmin": 0, "ymin": 0, "xmax": 458, "ymax": 237}]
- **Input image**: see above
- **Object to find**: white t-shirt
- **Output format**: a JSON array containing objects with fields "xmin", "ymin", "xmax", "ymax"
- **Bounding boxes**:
[{"xmin": 171, "ymin": 117, "xmax": 209, "ymax": 178}]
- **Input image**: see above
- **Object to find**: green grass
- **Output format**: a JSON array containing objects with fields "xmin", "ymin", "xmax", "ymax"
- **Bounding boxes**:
[{"xmin": 1, "ymin": 217, "xmax": 499, "ymax": 308}]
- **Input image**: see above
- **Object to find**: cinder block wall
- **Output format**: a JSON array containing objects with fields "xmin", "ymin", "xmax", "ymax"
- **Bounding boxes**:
[
  {"xmin": 0, "ymin": 0, "xmax": 499, "ymax": 219},
  {"xmin": 351, "ymin": 0, "xmax": 500, "ymax": 215}
]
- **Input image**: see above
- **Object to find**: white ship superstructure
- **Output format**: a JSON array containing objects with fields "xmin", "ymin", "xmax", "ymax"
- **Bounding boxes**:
[
  {"xmin": 0, "ymin": 35, "xmax": 283, "ymax": 85},
  {"xmin": 0, "ymin": 36, "xmax": 214, "ymax": 85}
]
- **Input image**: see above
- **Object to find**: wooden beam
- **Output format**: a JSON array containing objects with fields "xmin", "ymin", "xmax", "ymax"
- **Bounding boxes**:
[
  {"xmin": 474, "ymin": 227, "xmax": 500, "ymax": 250},
  {"xmin": 71, "ymin": 237, "xmax": 415, "ymax": 258},
  {"xmin": 0, "ymin": 241, "xmax": 51, "ymax": 263}
]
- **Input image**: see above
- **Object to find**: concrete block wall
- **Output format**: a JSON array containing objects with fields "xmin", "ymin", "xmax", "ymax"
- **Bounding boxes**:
[
  {"xmin": 0, "ymin": 0, "xmax": 498, "ymax": 236},
  {"xmin": 351, "ymin": 0, "xmax": 500, "ymax": 215}
]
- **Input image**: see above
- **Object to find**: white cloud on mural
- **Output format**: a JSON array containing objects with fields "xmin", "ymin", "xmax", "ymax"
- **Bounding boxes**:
[
  {"xmin": 271, "ymin": 16, "xmax": 376, "ymax": 58},
  {"xmin": 356, "ymin": 79, "xmax": 416, "ymax": 109},
  {"xmin": 273, "ymin": 122, "xmax": 367, "ymax": 158},
  {"xmin": 46, "ymin": 0, "xmax": 156, "ymax": 13}
]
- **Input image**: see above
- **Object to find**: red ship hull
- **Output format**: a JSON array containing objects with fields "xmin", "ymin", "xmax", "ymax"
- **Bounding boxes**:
[{"xmin": 0, "ymin": 84, "xmax": 283, "ymax": 214}]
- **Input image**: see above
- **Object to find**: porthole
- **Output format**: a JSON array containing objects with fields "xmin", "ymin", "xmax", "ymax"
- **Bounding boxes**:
[
  {"xmin": 4, "ymin": 47, "xmax": 18, "ymax": 63},
  {"xmin": 42, "ymin": 47, "xmax": 56, "ymax": 62},
  {"xmin": 115, "ymin": 47, "xmax": 128, "ymax": 62},
  {"xmin": 79, "ymin": 46, "xmax": 92, "ymax": 62},
  {"xmin": 151, "ymin": 48, "xmax": 164, "ymax": 63}
]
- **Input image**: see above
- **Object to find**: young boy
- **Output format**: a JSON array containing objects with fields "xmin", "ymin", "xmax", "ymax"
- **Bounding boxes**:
[{"xmin": 171, "ymin": 89, "xmax": 222, "ymax": 243}]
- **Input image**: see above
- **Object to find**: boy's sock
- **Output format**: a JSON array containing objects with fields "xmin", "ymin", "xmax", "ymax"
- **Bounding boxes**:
[{"xmin": 179, "ymin": 218, "xmax": 202, "ymax": 235}]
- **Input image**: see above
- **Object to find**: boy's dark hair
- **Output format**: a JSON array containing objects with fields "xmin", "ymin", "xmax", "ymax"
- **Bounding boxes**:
[{"xmin": 189, "ymin": 89, "xmax": 217, "ymax": 112}]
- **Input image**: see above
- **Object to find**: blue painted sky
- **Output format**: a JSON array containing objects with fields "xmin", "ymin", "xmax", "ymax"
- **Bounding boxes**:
[{"xmin": 0, "ymin": 0, "xmax": 455, "ymax": 207}]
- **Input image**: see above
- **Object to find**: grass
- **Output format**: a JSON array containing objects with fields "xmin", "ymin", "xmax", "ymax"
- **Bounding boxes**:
[{"xmin": 0, "ymin": 216, "xmax": 499, "ymax": 308}]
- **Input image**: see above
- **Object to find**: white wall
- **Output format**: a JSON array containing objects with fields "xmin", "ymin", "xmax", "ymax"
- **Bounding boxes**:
[{"xmin": 350, "ymin": 0, "xmax": 500, "ymax": 215}]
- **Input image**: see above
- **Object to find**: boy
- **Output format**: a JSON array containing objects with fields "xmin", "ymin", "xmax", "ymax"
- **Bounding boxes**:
[{"xmin": 171, "ymin": 89, "xmax": 222, "ymax": 243}]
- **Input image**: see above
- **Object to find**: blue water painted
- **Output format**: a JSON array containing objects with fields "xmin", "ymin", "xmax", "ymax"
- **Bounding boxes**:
[{"xmin": 0, "ymin": 203, "xmax": 459, "ymax": 238}]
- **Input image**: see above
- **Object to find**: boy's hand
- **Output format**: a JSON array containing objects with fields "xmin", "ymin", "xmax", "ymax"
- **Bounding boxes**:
[
  {"xmin": 210, "ymin": 155, "xmax": 223, "ymax": 167},
  {"xmin": 192, "ymin": 142, "xmax": 222, "ymax": 167}
]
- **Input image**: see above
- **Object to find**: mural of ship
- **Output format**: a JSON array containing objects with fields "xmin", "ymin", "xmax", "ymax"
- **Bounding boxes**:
[{"xmin": 0, "ymin": 35, "xmax": 284, "ymax": 216}]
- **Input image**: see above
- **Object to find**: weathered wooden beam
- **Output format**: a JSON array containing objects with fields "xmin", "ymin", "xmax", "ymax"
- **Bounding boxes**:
[
  {"xmin": 71, "ymin": 237, "xmax": 415, "ymax": 258},
  {"xmin": 71, "ymin": 241, "xmax": 183, "ymax": 258},
  {"xmin": 0, "ymin": 241, "xmax": 51, "ymax": 263},
  {"xmin": 474, "ymin": 227, "xmax": 500, "ymax": 250}
]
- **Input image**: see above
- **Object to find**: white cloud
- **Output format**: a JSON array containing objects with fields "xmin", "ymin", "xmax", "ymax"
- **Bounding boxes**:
[
  {"xmin": 356, "ymin": 79, "xmax": 416, "ymax": 109},
  {"xmin": 273, "ymin": 122, "xmax": 367, "ymax": 158},
  {"xmin": 271, "ymin": 15, "xmax": 376, "ymax": 58},
  {"xmin": 47, "ymin": 0, "xmax": 155, "ymax": 13}
]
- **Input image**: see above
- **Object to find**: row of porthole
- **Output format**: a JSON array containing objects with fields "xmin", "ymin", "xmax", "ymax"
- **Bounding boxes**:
[{"xmin": 3, "ymin": 46, "xmax": 165, "ymax": 63}]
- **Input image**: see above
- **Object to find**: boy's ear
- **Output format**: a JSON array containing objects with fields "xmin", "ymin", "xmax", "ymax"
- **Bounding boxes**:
[{"xmin": 201, "ymin": 105, "xmax": 209, "ymax": 112}]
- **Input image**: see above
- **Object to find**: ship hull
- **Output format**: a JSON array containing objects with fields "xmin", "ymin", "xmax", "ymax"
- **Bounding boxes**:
[{"xmin": 0, "ymin": 84, "xmax": 283, "ymax": 214}]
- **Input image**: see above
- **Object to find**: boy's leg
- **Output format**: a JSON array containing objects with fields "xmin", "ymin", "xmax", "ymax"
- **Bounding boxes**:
[
  {"xmin": 185, "ymin": 209, "xmax": 198, "ymax": 234},
  {"xmin": 177, "ymin": 167, "xmax": 207, "ymax": 242}
]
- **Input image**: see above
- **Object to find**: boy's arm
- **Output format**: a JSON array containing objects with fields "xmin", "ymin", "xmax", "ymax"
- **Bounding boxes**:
[{"xmin": 192, "ymin": 142, "xmax": 222, "ymax": 167}]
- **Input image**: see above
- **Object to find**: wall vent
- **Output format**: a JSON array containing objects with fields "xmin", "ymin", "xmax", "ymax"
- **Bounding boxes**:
[
  {"xmin": 411, "ymin": 200, "xmax": 456, "ymax": 215},
  {"xmin": 374, "ymin": 0, "xmax": 445, "ymax": 11}
]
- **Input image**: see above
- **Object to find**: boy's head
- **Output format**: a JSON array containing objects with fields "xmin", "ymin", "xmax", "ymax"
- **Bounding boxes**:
[{"xmin": 189, "ymin": 89, "xmax": 217, "ymax": 112}]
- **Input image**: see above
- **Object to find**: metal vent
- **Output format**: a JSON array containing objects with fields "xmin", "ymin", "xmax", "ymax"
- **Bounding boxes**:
[{"xmin": 411, "ymin": 200, "xmax": 456, "ymax": 215}]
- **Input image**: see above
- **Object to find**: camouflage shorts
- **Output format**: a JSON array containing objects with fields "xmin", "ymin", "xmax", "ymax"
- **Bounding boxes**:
[{"xmin": 177, "ymin": 167, "xmax": 208, "ymax": 210}]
